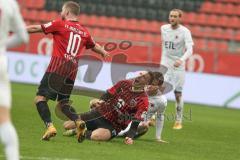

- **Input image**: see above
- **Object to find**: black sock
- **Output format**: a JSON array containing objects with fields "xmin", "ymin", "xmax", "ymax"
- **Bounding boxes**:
[
  {"xmin": 36, "ymin": 101, "xmax": 52, "ymax": 126},
  {"xmin": 61, "ymin": 104, "xmax": 79, "ymax": 121},
  {"xmin": 85, "ymin": 130, "xmax": 92, "ymax": 140},
  {"xmin": 134, "ymin": 125, "xmax": 148, "ymax": 139}
]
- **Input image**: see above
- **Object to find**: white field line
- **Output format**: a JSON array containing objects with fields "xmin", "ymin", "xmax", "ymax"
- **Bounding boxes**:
[{"xmin": 0, "ymin": 155, "xmax": 80, "ymax": 160}]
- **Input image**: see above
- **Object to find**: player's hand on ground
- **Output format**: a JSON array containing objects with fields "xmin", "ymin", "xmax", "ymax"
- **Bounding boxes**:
[
  {"xmin": 156, "ymin": 139, "xmax": 169, "ymax": 144},
  {"xmin": 125, "ymin": 137, "xmax": 133, "ymax": 145},
  {"xmin": 174, "ymin": 59, "xmax": 183, "ymax": 67},
  {"xmin": 90, "ymin": 99, "xmax": 105, "ymax": 109}
]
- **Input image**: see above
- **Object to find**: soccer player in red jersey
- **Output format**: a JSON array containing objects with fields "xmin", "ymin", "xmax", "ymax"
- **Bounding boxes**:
[
  {"xmin": 61, "ymin": 71, "xmax": 164, "ymax": 144},
  {"xmin": 26, "ymin": 1, "xmax": 109, "ymax": 141}
]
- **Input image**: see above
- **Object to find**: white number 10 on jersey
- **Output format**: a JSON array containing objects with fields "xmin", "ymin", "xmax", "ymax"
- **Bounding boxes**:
[{"xmin": 67, "ymin": 32, "xmax": 81, "ymax": 57}]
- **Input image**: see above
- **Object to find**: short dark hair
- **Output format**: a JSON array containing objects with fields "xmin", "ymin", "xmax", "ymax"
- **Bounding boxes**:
[
  {"xmin": 148, "ymin": 71, "xmax": 164, "ymax": 86},
  {"xmin": 63, "ymin": 1, "xmax": 80, "ymax": 16},
  {"xmin": 170, "ymin": 9, "xmax": 183, "ymax": 18}
]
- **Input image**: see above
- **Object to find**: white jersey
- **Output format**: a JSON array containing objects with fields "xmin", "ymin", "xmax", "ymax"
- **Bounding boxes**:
[
  {"xmin": 160, "ymin": 24, "xmax": 194, "ymax": 70},
  {"xmin": 143, "ymin": 93, "xmax": 167, "ymax": 121},
  {"xmin": 0, "ymin": 0, "xmax": 28, "ymax": 54}
]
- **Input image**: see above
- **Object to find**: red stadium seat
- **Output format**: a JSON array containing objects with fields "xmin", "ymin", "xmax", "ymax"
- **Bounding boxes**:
[
  {"xmin": 182, "ymin": 12, "xmax": 195, "ymax": 24},
  {"xmin": 127, "ymin": 18, "xmax": 138, "ymax": 31},
  {"xmin": 148, "ymin": 21, "xmax": 160, "ymax": 33},
  {"xmin": 194, "ymin": 39, "xmax": 206, "ymax": 50},
  {"xmin": 117, "ymin": 18, "xmax": 128, "ymax": 30},
  {"xmin": 211, "ymin": 27, "xmax": 224, "ymax": 39},
  {"xmin": 191, "ymin": 25, "xmax": 203, "ymax": 38},
  {"xmin": 200, "ymin": 1, "xmax": 213, "ymax": 13},
  {"xmin": 38, "ymin": 10, "xmax": 48, "ymax": 23},
  {"xmin": 223, "ymin": 3, "xmax": 235, "ymax": 15},
  {"xmin": 206, "ymin": 40, "xmax": 218, "ymax": 51},
  {"xmin": 87, "ymin": 15, "xmax": 98, "ymax": 26},
  {"xmin": 218, "ymin": 41, "xmax": 228, "ymax": 52},
  {"xmin": 228, "ymin": 16, "xmax": 239, "ymax": 29},
  {"xmin": 218, "ymin": 15, "xmax": 229, "ymax": 28},
  {"xmin": 98, "ymin": 16, "xmax": 108, "ymax": 28},
  {"xmin": 196, "ymin": 13, "xmax": 207, "ymax": 25},
  {"xmin": 79, "ymin": 14, "xmax": 88, "ymax": 25},
  {"xmin": 212, "ymin": 3, "xmax": 224, "ymax": 14},
  {"xmin": 107, "ymin": 17, "xmax": 118, "ymax": 29},
  {"xmin": 28, "ymin": 9, "xmax": 38, "ymax": 22},
  {"xmin": 221, "ymin": 29, "xmax": 234, "ymax": 40},
  {"xmin": 207, "ymin": 14, "xmax": 218, "ymax": 26},
  {"xmin": 233, "ymin": 30, "xmax": 240, "ymax": 41},
  {"xmin": 138, "ymin": 19, "xmax": 149, "ymax": 32},
  {"xmin": 144, "ymin": 34, "xmax": 155, "ymax": 42}
]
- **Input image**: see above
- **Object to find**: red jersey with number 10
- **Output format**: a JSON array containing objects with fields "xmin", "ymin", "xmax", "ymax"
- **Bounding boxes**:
[{"xmin": 41, "ymin": 19, "xmax": 96, "ymax": 80}]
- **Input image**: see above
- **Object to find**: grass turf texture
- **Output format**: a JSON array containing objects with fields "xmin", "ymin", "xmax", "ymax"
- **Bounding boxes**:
[{"xmin": 0, "ymin": 83, "xmax": 240, "ymax": 160}]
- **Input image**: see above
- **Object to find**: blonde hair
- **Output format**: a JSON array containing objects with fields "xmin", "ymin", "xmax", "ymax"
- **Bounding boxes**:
[
  {"xmin": 63, "ymin": 1, "xmax": 80, "ymax": 16},
  {"xmin": 170, "ymin": 9, "xmax": 183, "ymax": 18}
]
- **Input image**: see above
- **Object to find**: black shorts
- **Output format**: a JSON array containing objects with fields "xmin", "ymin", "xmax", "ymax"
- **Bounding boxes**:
[
  {"xmin": 81, "ymin": 110, "xmax": 117, "ymax": 139},
  {"xmin": 36, "ymin": 72, "xmax": 74, "ymax": 101}
]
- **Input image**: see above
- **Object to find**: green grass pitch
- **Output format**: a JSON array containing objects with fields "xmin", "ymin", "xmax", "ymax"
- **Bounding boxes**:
[{"xmin": 0, "ymin": 83, "xmax": 240, "ymax": 160}]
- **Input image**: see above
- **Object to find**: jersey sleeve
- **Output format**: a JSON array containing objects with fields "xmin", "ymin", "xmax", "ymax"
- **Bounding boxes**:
[
  {"xmin": 134, "ymin": 96, "xmax": 149, "ymax": 121},
  {"xmin": 107, "ymin": 81, "xmax": 123, "ymax": 95},
  {"xmin": 41, "ymin": 20, "xmax": 62, "ymax": 34},
  {"xmin": 7, "ymin": 0, "xmax": 29, "ymax": 48},
  {"xmin": 85, "ymin": 35, "xmax": 96, "ymax": 49},
  {"xmin": 184, "ymin": 29, "xmax": 194, "ymax": 46}
]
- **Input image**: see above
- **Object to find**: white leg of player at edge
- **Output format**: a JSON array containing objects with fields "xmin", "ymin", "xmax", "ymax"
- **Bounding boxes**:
[
  {"xmin": 156, "ymin": 113, "xmax": 164, "ymax": 140},
  {"xmin": 0, "ymin": 121, "xmax": 19, "ymax": 160},
  {"xmin": 174, "ymin": 95, "xmax": 184, "ymax": 130}
]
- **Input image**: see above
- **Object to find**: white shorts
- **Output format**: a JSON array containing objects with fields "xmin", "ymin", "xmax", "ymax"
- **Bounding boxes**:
[
  {"xmin": 0, "ymin": 54, "xmax": 11, "ymax": 108},
  {"xmin": 164, "ymin": 68, "xmax": 185, "ymax": 92}
]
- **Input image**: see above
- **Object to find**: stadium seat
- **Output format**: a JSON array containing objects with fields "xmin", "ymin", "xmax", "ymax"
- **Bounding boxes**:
[
  {"xmin": 107, "ymin": 17, "xmax": 118, "ymax": 29},
  {"xmin": 182, "ymin": 12, "xmax": 195, "ymax": 24},
  {"xmin": 144, "ymin": 33, "xmax": 155, "ymax": 43},
  {"xmin": 223, "ymin": 3, "xmax": 235, "ymax": 15},
  {"xmin": 228, "ymin": 16, "xmax": 239, "ymax": 29},
  {"xmin": 38, "ymin": 10, "xmax": 49, "ymax": 23},
  {"xmin": 218, "ymin": 41, "xmax": 228, "ymax": 52},
  {"xmin": 200, "ymin": 1, "xmax": 213, "ymax": 13},
  {"xmin": 148, "ymin": 21, "xmax": 160, "ymax": 33},
  {"xmin": 28, "ymin": 9, "xmax": 39, "ymax": 22},
  {"xmin": 207, "ymin": 14, "xmax": 218, "ymax": 26},
  {"xmin": 194, "ymin": 39, "xmax": 206, "ymax": 50},
  {"xmin": 222, "ymin": 29, "xmax": 234, "ymax": 40},
  {"xmin": 212, "ymin": 3, "xmax": 224, "ymax": 14},
  {"xmin": 233, "ymin": 30, "xmax": 240, "ymax": 41},
  {"xmin": 127, "ymin": 18, "xmax": 138, "ymax": 31},
  {"xmin": 206, "ymin": 40, "xmax": 218, "ymax": 51},
  {"xmin": 98, "ymin": 16, "xmax": 108, "ymax": 28},
  {"xmin": 196, "ymin": 13, "xmax": 207, "ymax": 25},
  {"xmin": 218, "ymin": 15, "xmax": 229, "ymax": 28}
]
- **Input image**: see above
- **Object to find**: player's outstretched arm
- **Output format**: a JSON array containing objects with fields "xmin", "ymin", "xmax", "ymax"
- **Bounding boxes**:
[
  {"xmin": 91, "ymin": 43, "xmax": 110, "ymax": 58},
  {"xmin": 27, "ymin": 25, "xmax": 43, "ymax": 33}
]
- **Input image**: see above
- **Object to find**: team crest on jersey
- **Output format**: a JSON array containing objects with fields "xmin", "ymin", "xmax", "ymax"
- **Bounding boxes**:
[{"xmin": 129, "ymin": 99, "xmax": 137, "ymax": 107}]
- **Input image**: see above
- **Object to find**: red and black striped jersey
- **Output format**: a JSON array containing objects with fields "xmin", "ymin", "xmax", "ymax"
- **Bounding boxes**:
[
  {"xmin": 41, "ymin": 19, "xmax": 96, "ymax": 80},
  {"xmin": 96, "ymin": 80, "xmax": 149, "ymax": 133}
]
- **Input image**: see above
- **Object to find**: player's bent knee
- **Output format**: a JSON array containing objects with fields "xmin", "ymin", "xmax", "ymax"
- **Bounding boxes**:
[
  {"xmin": 34, "ymin": 96, "xmax": 47, "ymax": 104},
  {"xmin": 91, "ymin": 128, "xmax": 111, "ymax": 141}
]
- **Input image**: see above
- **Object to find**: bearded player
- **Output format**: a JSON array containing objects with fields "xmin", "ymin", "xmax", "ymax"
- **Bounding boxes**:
[
  {"xmin": 27, "ymin": 1, "xmax": 109, "ymax": 141},
  {"xmin": 61, "ymin": 71, "xmax": 163, "ymax": 144},
  {"xmin": 160, "ymin": 9, "xmax": 194, "ymax": 129}
]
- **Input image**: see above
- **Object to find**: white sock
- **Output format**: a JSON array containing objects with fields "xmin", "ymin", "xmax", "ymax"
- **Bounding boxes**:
[
  {"xmin": 156, "ymin": 113, "xmax": 164, "ymax": 140},
  {"xmin": 175, "ymin": 97, "xmax": 184, "ymax": 123},
  {"xmin": 0, "ymin": 121, "xmax": 19, "ymax": 160}
]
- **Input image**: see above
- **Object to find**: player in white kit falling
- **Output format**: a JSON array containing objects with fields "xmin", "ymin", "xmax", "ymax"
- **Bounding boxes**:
[
  {"xmin": 0, "ymin": 0, "xmax": 29, "ymax": 159},
  {"xmin": 160, "ymin": 9, "xmax": 194, "ymax": 129}
]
